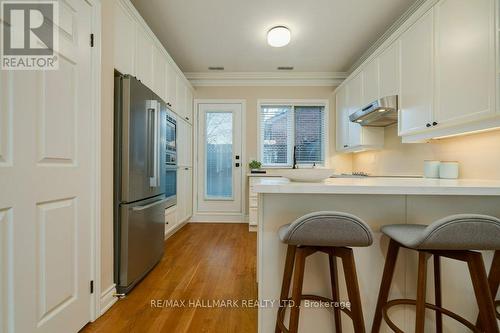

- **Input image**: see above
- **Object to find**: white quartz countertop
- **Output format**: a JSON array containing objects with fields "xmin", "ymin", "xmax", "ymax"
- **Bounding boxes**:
[{"xmin": 252, "ymin": 177, "xmax": 500, "ymax": 196}]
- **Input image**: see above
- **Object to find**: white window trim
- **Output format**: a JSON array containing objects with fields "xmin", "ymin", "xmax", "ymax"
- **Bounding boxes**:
[{"xmin": 256, "ymin": 99, "xmax": 330, "ymax": 168}]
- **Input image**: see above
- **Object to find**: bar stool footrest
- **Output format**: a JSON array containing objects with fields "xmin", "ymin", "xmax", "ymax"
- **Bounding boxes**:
[
  {"xmin": 277, "ymin": 295, "xmax": 351, "ymax": 333},
  {"xmin": 382, "ymin": 298, "xmax": 482, "ymax": 333}
]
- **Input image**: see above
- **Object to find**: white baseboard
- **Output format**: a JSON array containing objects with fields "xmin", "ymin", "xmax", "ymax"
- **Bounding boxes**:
[
  {"xmin": 164, "ymin": 219, "xmax": 189, "ymax": 240},
  {"xmin": 100, "ymin": 284, "xmax": 118, "ymax": 316},
  {"xmin": 190, "ymin": 212, "xmax": 247, "ymax": 223}
]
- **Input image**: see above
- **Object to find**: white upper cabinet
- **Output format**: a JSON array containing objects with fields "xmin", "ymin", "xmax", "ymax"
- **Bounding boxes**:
[
  {"xmin": 362, "ymin": 59, "xmax": 380, "ymax": 106},
  {"xmin": 399, "ymin": 9, "xmax": 434, "ymax": 135},
  {"xmin": 152, "ymin": 46, "xmax": 166, "ymax": 101},
  {"xmin": 176, "ymin": 76, "xmax": 187, "ymax": 120},
  {"xmin": 185, "ymin": 88, "xmax": 193, "ymax": 124},
  {"xmin": 347, "ymin": 73, "xmax": 364, "ymax": 147},
  {"xmin": 335, "ymin": 86, "xmax": 350, "ymax": 151},
  {"xmin": 336, "ymin": 73, "xmax": 384, "ymax": 152},
  {"xmin": 434, "ymin": 0, "xmax": 495, "ymax": 126},
  {"xmin": 113, "ymin": 1, "xmax": 135, "ymax": 75},
  {"xmin": 135, "ymin": 26, "xmax": 154, "ymax": 88},
  {"xmin": 166, "ymin": 62, "xmax": 177, "ymax": 110},
  {"xmin": 379, "ymin": 41, "xmax": 400, "ymax": 98}
]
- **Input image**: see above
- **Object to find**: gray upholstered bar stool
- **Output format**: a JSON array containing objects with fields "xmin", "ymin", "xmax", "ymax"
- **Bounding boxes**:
[
  {"xmin": 372, "ymin": 214, "xmax": 500, "ymax": 333},
  {"xmin": 275, "ymin": 211, "xmax": 373, "ymax": 333}
]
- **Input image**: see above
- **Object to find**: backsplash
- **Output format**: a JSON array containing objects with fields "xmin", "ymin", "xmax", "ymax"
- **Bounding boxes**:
[{"xmin": 352, "ymin": 125, "xmax": 500, "ymax": 180}]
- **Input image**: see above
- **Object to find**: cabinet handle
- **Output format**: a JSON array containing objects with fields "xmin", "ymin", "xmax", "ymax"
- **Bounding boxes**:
[
  {"xmin": 426, "ymin": 123, "xmax": 431, "ymax": 128},
  {"xmin": 185, "ymin": 117, "xmax": 189, "ymax": 120},
  {"xmin": 432, "ymin": 121, "xmax": 438, "ymax": 126},
  {"xmin": 343, "ymin": 145, "xmax": 348, "ymax": 148}
]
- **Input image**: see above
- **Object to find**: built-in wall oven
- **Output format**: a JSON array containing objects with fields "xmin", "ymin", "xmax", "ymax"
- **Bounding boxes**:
[{"xmin": 165, "ymin": 111, "xmax": 177, "ymax": 202}]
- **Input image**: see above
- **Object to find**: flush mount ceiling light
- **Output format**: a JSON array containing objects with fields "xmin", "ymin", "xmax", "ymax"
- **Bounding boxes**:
[{"xmin": 267, "ymin": 26, "xmax": 291, "ymax": 47}]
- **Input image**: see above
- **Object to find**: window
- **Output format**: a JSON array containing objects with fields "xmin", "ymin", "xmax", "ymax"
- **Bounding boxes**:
[{"xmin": 259, "ymin": 102, "xmax": 326, "ymax": 167}]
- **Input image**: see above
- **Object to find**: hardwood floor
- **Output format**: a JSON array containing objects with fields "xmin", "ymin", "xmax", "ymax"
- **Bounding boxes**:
[{"xmin": 81, "ymin": 223, "xmax": 257, "ymax": 333}]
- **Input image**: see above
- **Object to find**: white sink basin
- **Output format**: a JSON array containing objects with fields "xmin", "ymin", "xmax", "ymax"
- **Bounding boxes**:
[{"xmin": 280, "ymin": 169, "xmax": 333, "ymax": 182}]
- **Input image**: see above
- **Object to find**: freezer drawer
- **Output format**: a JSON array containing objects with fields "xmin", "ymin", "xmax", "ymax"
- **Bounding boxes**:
[{"xmin": 117, "ymin": 196, "xmax": 168, "ymax": 293}]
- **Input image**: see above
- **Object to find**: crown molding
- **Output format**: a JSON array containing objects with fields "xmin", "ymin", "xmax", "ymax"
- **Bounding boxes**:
[
  {"xmin": 184, "ymin": 72, "xmax": 348, "ymax": 87},
  {"xmin": 348, "ymin": 0, "xmax": 428, "ymax": 73}
]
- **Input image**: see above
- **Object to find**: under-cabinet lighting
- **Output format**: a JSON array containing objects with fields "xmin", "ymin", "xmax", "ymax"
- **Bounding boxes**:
[{"xmin": 432, "ymin": 127, "xmax": 500, "ymax": 140}]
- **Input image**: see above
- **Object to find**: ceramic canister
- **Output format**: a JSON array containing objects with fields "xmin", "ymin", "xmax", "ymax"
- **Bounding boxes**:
[
  {"xmin": 439, "ymin": 161, "xmax": 460, "ymax": 179},
  {"xmin": 424, "ymin": 160, "xmax": 441, "ymax": 178}
]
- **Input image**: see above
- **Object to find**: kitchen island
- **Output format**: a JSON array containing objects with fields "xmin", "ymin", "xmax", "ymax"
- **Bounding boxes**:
[{"xmin": 253, "ymin": 177, "xmax": 500, "ymax": 333}]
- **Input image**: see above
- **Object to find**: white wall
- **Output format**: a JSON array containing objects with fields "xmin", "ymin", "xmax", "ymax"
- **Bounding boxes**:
[{"xmin": 352, "ymin": 125, "xmax": 500, "ymax": 179}]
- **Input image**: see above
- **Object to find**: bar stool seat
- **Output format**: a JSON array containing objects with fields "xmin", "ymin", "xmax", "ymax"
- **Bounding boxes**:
[
  {"xmin": 372, "ymin": 214, "xmax": 500, "ymax": 333},
  {"xmin": 278, "ymin": 211, "xmax": 373, "ymax": 247},
  {"xmin": 275, "ymin": 211, "xmax": 373, "ymax": 333},
  {"xmin": 381, "ymin": 214, "xmax": 500, "ymax": 250}
]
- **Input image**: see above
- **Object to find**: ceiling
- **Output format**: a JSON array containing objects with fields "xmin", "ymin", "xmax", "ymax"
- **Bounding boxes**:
[{"xmin": 131, "ymin": 0, "xmax": 418, "ymax": 74}]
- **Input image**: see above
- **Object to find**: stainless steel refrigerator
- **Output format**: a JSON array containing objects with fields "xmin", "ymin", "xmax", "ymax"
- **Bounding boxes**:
[{"xmin": 114, "ymin": 74, "xmax": 176, "ymax": 294}]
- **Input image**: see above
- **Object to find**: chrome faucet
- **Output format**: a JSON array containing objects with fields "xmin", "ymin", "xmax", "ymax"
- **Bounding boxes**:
[{"xmin": 292, "ymin": 145, "xmax": 297, "ymax": 169}]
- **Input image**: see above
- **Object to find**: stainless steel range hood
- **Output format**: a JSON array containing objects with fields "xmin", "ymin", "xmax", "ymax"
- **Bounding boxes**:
[{"xmin": 349, "ymin": 95, "xmax": 398, "ymax": 127}]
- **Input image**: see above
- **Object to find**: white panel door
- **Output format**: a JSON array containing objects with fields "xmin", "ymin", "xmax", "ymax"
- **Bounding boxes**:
[
  {"xmin": 197, "ymin": 104, "xmax": 243, "ymax": 213},
  {"xmin": 434, "ymin": 0, "xmax": 495, "ymax": 125},
  {"xmin": 0, "ymin": 1, "xmax": 94, "ymax": 332},
  {"xmin": 347, "ymin": 73, "xmax": 363, "ymax": 147},
  {"xmin": 399, "ymin": 9, "xmax": 434, "ymax": 135},
  {"xmin": 379, "ymin": 41, "xmax": 400, "ymax": 98}
]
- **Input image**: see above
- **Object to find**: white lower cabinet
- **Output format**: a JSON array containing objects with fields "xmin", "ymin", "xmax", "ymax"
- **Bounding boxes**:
[
  {"xmin": 248, "ymin": 177, "xmax": 280, "ymax": 229},
  {"xmin": 164, "ymin": 206, "xmax": 177, "ymax": 237}
]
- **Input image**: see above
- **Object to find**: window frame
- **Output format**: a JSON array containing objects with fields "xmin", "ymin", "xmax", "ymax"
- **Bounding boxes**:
[{"xmin": 257, "ymin": 99, "xmax": 329, "ymax": 168}]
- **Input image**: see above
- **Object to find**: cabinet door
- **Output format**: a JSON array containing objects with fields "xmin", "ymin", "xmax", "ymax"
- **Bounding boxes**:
[
  {"xmin": 362, "ymin": 59, "xmax": 379, "ymax": 105},
  {"xmin": 185, "ymin": 88, "xmax": 193, "ymax": 124},
  {"xmin": 135, "ymin": 26, "xmax": 153, "ymax": 88},
  {"xmin": 176, "ymin": 76, "xmax": 187, "ymax": 120},
  {"xmin": 113, "ymin": 1, "xmax": 135, "ymax": 75},
  {"xmin": 166, "ymin": 62, "xmax": 177, "ymax": 110},
  {"xmin": 347, "ymin": 73, "xmax": 363, "ymax": 147},
  {"xmin": 399, "ymin": 10, "xmax": 434, "ymax": 135},
  {"xmin": 379, "ymin": 41, "xmax": 400, "ymax": 98},
  {"xmin": 434, "ymin": 0, "xmax": 494, "ymax": 125},
  {"xmin": 335, "ymin": 87, "xmax": 350, "ymax": 151},
  {"xmin": 152, "ymin": 46, "xmax": 166, "ymax": 101},
  {"xmin": 176, "ymin": 169, "xmax": 186, "ymax": 222},
  {"xmin": 177, "ymin": 119, "xmax": 192, "ymax": 167}
]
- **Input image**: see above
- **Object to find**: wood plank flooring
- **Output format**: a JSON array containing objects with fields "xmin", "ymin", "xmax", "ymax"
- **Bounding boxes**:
[{"xmin": 81, "ymin": 223, "xmax": 257, "ymax": 333}]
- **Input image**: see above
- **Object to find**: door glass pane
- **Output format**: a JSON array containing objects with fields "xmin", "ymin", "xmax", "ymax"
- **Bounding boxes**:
[{"xmin": 205, "ymin": 112, "xmax": 233, "ymax": 199}]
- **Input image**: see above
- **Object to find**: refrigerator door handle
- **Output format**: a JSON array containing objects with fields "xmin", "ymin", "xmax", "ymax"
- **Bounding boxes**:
[
  {"xmin": 147, "ymin": 100, "xmax": 160, "ymax": 188},
  {"xmin": 132, "ymin": 197, "xmax": 169, "ymax": 211}
]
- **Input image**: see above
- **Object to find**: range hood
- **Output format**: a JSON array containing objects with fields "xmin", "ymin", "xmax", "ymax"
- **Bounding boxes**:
[{"xmin": 349, "ymin": 95, "xmax": 398, "ymax": 127}]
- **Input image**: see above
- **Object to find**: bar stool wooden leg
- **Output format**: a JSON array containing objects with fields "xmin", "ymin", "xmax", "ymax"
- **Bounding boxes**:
[
  {"xmin": 466, "ymin": 252, "xmax": 499, "ymax": 333},
  {"xmin": 337, "ymin": 247, "xmax": 366, "ymax": 333},
  {"xmin": 415, "ymin": 252, "xmax": 430, "ymax": 333},
  {"xmin": 275, "ymin": 245, "xmax": 297, "ymax": 333},
  {"xmin": 289, "ymin": 247, "xmax": 307, "ymax": 333},
  {"xmin": 433, "ymin": 255, "xmax": 443, "ymax": 333},
  {"xmin": 477, "ymin": 250, "xmax": 500, "ymax": 329},
  {"xmin": 329, "ymin": 250, "xmax": 342, "ymax": 333},
  {"xmin": 371, "ymin": 239, "xmax": 400, "ymax": 333}
]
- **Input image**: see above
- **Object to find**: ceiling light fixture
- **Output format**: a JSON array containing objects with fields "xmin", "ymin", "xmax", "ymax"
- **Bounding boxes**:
[{"xmin": 267, "ymin": 26, "xmax": 291, "ymax": 47}]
